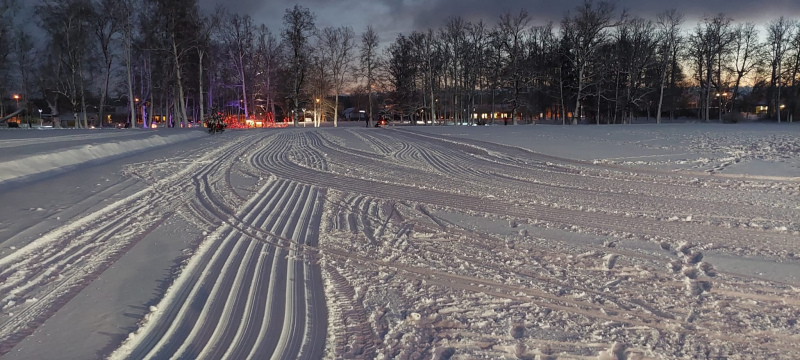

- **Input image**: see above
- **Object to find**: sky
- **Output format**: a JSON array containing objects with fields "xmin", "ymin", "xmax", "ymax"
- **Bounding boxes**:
[{"xmin": 200, "ymin": 0, "xmax": 800, "ymax": 43}]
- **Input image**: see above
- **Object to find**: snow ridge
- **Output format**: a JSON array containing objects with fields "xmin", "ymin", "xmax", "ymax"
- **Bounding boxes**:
[{"xmin": 0, "ymin": 131, "xmax": 203, "ymax": 185}]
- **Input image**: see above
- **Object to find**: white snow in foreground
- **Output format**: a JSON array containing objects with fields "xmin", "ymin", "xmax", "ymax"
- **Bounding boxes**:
[
  {"xmin": 2, "ymin": 124, "xmax": 799, "ymax": 360},
  {"xmin": 106, "ymin": 179, "xmax": 275, "ymax": 360},
  {"xmin": 0, "ymin": 131, "xmax": 203, "ymax": 184}
]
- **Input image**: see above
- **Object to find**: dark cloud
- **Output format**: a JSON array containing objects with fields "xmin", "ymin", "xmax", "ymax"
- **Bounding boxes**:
[{"xmin": 203, "ymin": 0, "xmax": 800, "ymax": 42}]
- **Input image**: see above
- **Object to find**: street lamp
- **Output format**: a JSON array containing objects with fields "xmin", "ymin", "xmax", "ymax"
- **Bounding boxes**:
[
  {"xmin": 11, "ymin": 95, "xmax": 22, "ymax": 127},
  {"xmin": 134, "ymin": 98, "xmax": 140, "ymax": 126},
  {"xmin": 38, "ymin": 109, "xmax": 42, "ymax": 127}
]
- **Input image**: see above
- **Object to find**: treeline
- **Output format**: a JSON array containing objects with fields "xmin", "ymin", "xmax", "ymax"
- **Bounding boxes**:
[
  {"xmin": 387, "ymin": 4, "xmax": 800, "ymax": 124},
  {"xmin": 0, "ymin": 0, "xmax": 798, "ymax": 128}
]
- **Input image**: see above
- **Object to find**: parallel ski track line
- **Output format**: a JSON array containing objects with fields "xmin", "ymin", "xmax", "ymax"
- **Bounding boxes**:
[
  {"xmin": 195, "ymin": 241, "xmax": 262, "ymax": 360},
  {"xmin": 383, "ymin": 130, "xmax": 799, "ymax": 213},
  {"xmin": 128, "ymin": 177, "xmax": 295, "ymax": 359},
  {"xmin": 0, "ymin": 133, "xmax": 257, "ymax": 295},
  {"xmin": 393, "ymin": 129, "xmax": 800, "ymax": 197},
  {"xmin": 130, "ymin": 133, "xmax": 326, "ymax": 360},
  {"xmin": 0, "ymin": 133, "xmax": 265, "ymax": 355},
  {"xmin": 318, "ymin": 130, "xmax": 798, "ymax": 226},
  {"xmin": 249, "ymin": 134, "xmax": 798, "ymax": 253},
  {"xmin": 363, "ymin": 131, "xmax": 484, "ymax": 177},
  {"xmin": 346, "ymin": 129, "xmax": 394, "ymax": 156}
]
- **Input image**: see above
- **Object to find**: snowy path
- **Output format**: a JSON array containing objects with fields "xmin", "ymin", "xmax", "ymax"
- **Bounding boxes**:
[
  {"xmin": 249, "ymin": 127, "xmax": 799, "ymax": 358},
  {"xmin": 108, "ymin": 134, "xmax": 327, "ymax": 360},
  {"xmin": 0, "ymin": 132, "xmax": 262, "ymax": 355},
  {"xmin": 249, "ymin": 130, "xmax": 798, "ymax": 257},
  {"xmin": 1, "ymin": 125, "xmax": 799, "ymax": 359}
]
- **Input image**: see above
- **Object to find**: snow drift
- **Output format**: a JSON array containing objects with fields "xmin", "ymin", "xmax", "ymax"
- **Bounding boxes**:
[{"xmin": 0, "ymin": 131, "xmax": 204, "ymax": 185}]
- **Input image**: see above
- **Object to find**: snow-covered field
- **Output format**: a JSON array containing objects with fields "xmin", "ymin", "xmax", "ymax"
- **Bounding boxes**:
[{"xmin": 0, "ymin": 123, "xmax": 798, "ymax": 359}]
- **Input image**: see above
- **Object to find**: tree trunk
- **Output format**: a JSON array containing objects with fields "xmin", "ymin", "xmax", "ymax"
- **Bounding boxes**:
[
  {"xmin": 240, "ymin": 65, "xmax": 249, "ymax": 120},
  {"xmin": 208, "ymin": 69, "xmax": 214, "ymax": 115},
  {"xmin": 512, "ymin": 83, "xmax": 519, "ymax": 126},
  {"xmin": 429, "ymin": 60, "xmax": 436, "ymax": 125},
  {"xmin": 334, "ymin": 94, "xmax": 339, "ymax": 127},
  {"xmin": 267, "ymin": 65, "xmax": 275, "ymax": 120},
  {"xmin": 574, "ymin": 67, "xmax": 583, "ymax": 125},
  {"xmin": 670, "ymin": 50, "xmax": 677, "ymax": 120},
  {"xmin": 173, "ymin": 90, "xmax": 181, "ymax": 127},
  {"xmin": 490, "ymin": 88, "xmax": 495, "ymax": 125},
  {"xmin": 125, "ymin": 34, "xmax": 136, "ymax": 128},
  {"xmin": 656, "ymin": 51, "xmax": 668, "ymax": 124},
  {"xmin": 777, "ymin": 59, "xmax": 783, "ymax": 123},
  {"xmin": 79, "ymin": 65, "xmax": 88, "ymax": 129},
  {"xmin": 705, "ymin": 66, "xmax": 712, "ymax": 121},
  {"xmin": 198, "ymin": 50, "xmax": 205, "ymax": 124},
  {"xmin": 99, "ymin": 58, "xmax": 112, "ymax": 128},
  {"xmin": 718, "ymin": 54, "xmax": 723, "ymax": 122},
  {"xmin": 172, "ymin": 33, "xmax": 188, "ymax": 128},
  {"xmin": 368, "ymin": 83, "xmax": 373, "ymax": 127},
  {"xmin": 559, "ymin": 70, "xmax": 566, "ymax": 125},
  {"xmin": 596, "ymin": 85, "xmax": 601, "ymax": 125}
]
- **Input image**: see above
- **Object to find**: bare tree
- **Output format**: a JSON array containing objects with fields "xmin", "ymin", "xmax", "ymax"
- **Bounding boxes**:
[
  {"xmin": 37, "ymin": 0, "xmax": 94, "ymax": 129},
  {"xmin": 90, "ymin": 0, "xmax": 120, "ymax": 128},
  {"xmin": 119, "ymin": 0, "xmax": 137, "ymax": 128},
  {"xmin": 498, "ymin": 10, "xmax": 530, "ymax": 125},
  {"xmin": 148, "ymin": 0, "xmax": 199, "ymax": 128},
  {"xmin": 730, "ymin": 23, "xmax": 760, "ymax": 114},
  {"xmin": 487, "ymin": 28, "xmax": 504, "ymax": 124},
  {"xmin": 465, "ymin": 21, "xmax": 488, "ymax": 125},
  {"xmin": 311, "ymin": 33, "xmax": 331, "ymax": 127},
  {"xmin": 224, "ymin": 13, "xmax": 255, "ymax": 119},
  {"xmin": 655, "ymin": 9, "xmax": 683, "ymax": 124},
  {"xmin": 320, "ymin": 26, "xmax": 355, "ymax": 127},
  {"xmin": 561, "ymin": 0, "xmax": 619, "ymax": 124},
  {"xmin": 615, "ymin": 17, "xmax": 659, "ymax": 124},
  {"xmin": 360, "ymin": 25, "xmax": 379, "ymax": 127},
  {"xmin": 255, "ymin": 24, "xmax": 281, "ymax": 121},
  {"xmin": 196, "ymin": 6, "xmax": 222, "ymax": 123},
  {"xmin": 422, "ymin": 29, "xmax": 440, "ymax": 124},
  {"xmin": 0, "ymin": 0, "xmax": 19, "ymax": 120},
  {"xmin": 786, "ymin": 22, "xmax": 800, "ymax": 122},
  {"xmin": 387, "ymin": 34, "xmax": 417, "ymax": 122},
  {"xmin": 13, "ymin": 27, "xmax": 35, "ymax": 119},
  {"xmin": 767, "ymin": 17, "xmax": 794, "ymax": 122},
  {"xmin": 691, "ymin": 14, "xmax": 733, "ymax": 121},
  {"xmin": 282, "ymin": 5, "xmax": 315, "ymax": 126}
]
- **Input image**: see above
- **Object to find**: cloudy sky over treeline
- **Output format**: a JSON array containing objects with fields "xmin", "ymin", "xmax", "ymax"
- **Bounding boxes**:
[{"xmin": 200, "ymin": 0, "xmax": 800, "ymax": 39}]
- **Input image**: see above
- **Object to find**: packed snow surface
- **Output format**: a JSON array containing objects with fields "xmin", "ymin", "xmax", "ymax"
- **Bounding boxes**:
[{"xmin": 0, "ymin": 123, "xmax": 799, "ymax": 359}]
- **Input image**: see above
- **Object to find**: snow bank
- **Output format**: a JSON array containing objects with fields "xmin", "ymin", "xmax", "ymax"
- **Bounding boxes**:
[{"xmin": 0, "ymin": 131, "xmax": 204, "ymax": 184}]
